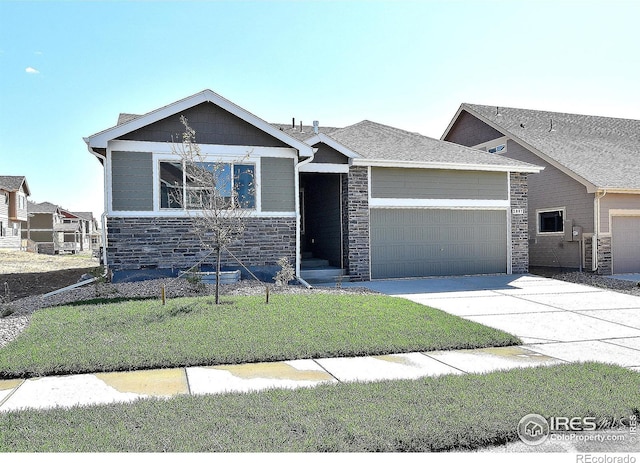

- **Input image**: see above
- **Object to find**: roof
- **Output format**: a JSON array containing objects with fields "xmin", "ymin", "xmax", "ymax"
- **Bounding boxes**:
[
  {"xmin": 329, "ymin": 120, "xmax": 542, "ymax": 172},
  {"xmin": 72, "ymin": 211, "xmax": 95, "ymax": 221},
  {"xmin": 454, "ymin": 104, "xmax": 640, "ymax": 191},
  {"xmin": 0, "ymin": 176, "xmax": 30, "ymax": 195},
  {"xmin": 271, "ymin": 122, "xmax": 339, "ymax": 142},
  {"xmin": 85, "ymin": 89, "xmax": 314, "ymax": 157},
  {"xmin": 28, "ymin": 201, "xmax": 61, "ymax": 214}
]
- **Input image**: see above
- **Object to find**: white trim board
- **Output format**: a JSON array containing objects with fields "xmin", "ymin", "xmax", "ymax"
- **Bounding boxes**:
[{"xmin": 369, "ymin": 198, "xmax": 510, "ymax": 209}]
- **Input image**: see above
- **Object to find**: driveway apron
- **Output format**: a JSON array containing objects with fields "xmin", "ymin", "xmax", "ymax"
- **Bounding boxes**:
[{"xmin": 350, "ymin": 274, "xmax": 640, "ymax": 371}]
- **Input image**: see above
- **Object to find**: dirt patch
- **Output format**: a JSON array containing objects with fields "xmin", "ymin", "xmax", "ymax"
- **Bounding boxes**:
[
  {"xmin": 0, "ymin": 268, "xmax": 99, "ymax": 301},
  {"xmin": 0, "ymin": 250, "xmax": 100, "ymax": 301}
]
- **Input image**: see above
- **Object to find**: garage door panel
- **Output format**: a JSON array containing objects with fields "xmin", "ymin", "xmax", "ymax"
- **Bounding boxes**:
[
  {"xmin": 371, "ymin": 209, "xmax": 507, "ymax": 278},
  {"xmin": 612, "ymin": 216, "xmax": 640, "ymax": 274}
]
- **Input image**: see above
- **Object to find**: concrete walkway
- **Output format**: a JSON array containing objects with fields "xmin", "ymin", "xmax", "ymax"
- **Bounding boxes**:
[{"xmin": 1, "ymin": 274, "xmax": 639, "ymax": 414}]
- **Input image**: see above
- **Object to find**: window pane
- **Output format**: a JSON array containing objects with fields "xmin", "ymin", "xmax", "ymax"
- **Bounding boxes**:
[
  {"xmin": 539, "ymin": 210, "xmax": 563, "ymax": 233},
  {"xmin": 234, "ymin": 164, "xmax": 255, "ymax": 209},
  {"xmin": 160, "ymin": 162, "xmax": 184, "ymax": 209}
]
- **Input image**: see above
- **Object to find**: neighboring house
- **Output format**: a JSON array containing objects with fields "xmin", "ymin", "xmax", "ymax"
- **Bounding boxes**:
[
  {"xmin": 443, "ymin": 104, "xmax": 640, "ymax": 274},
  {"xmin": 24, "ymin": 201, "xmax": 99, "ymax": 254},
  {"xmin": 0, "ymin": 176, "xmax": 30, "ymax": 249},
  {"xmin": 84, "ymin": 89, "xmax": 541, "ymax": 283}
]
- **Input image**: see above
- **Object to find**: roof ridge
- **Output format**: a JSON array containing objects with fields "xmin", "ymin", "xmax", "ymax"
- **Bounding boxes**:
[{"xmin": 464, "ymin": 103, "xmax": 640, "ymax": 123}]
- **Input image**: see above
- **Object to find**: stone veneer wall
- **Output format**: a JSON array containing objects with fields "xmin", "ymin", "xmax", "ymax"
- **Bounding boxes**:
[
  {"xmin": 584, "ymin": 236, "xmax": 593, "ymax": 271},
  {"xmin": 344, "ymin": 166, "xmax": 370, "ymax": 281},
  {"xmin": 106, "ymin": 216, "xmax": 296, "ymax": 275},
  {"xmin": 510, "ymin": 172, "xmax": 529, "ymax": 274},
  {"xmin": 596, "ymin": 236, "xmax": 612, "ymax": 275}
]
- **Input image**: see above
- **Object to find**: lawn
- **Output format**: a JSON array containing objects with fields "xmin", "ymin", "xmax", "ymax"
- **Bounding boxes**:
[
  {"xmin": 0, "ymin": 362, "xmax": 637, "ymax": 452},
  {"xmin": 0, "ymin": 293, "xmax": 520, "ymax": 378}
]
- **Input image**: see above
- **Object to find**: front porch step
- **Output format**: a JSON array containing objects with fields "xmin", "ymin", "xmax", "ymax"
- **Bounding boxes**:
[
  {"xmin": 301, "ymin": 258, "xmax": 330, "ymax": 269},
  {"xmin": 300, "ymin": 267, "xmax": 347, "ymax": 284}
]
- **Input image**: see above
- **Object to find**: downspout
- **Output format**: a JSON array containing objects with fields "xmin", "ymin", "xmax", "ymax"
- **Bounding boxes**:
[
  {"xmin": 592, "ymin": 189, "xmax": 607, "ymax": 272},
  {"xmin": 84, "ymin": 141, "xmax": 110, "ymax": 274},
  {"xmin": 294, "ymin": 148, "xmax": 316, "ymax": 288}
]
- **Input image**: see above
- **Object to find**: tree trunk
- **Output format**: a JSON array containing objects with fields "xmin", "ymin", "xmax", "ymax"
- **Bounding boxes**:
[{"xmin": 215, "ymin": 246, "xmax": 221, "ymax": 304}]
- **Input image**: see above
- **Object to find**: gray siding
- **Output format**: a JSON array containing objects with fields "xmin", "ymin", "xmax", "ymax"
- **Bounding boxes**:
[
  {"xmin": 261, "ymin": 157, "xmax": 295, "ymax": 212},
  {"xmin": 445, "ymin": 111, "xmax": 595, "ymax": 269},
  {"xmin": 118, "ymin": 102, "xmax": 288, "ymax": 147},
  {"xmin": 311, "ymin": 143, "xmax": 348, "ymax": 164},
  {"xmin": 371, "ymin": 167, "xmax": 507, "ymax": 200},
  {"xmin": 111, "ymin": 151, "xmax": 153, "ymax": 211},
  {"xmin": 445, "ymin": 110, "xmax": 504, "ymax": 146},
  {"xmin": 506, "ymin": 140, "xmax": 593, "ymax": 268},
  {"xmin": 29, "ymin": 213, "xmax": 53, "ymax": 230},
  {"xmin": 599, "ymin": 193, "xmax": 640, "ymax": 233}
]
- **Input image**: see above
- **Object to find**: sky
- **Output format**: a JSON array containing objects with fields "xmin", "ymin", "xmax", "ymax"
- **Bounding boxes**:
[{"xmin": 1, "ymin": 0, "xmax": 639, "ymax": 221}]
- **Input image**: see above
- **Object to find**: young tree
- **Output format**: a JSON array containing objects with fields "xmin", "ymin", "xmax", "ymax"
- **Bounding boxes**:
[{"xmin": 168, "ymin": 116, "xmax": 255, "ymax": 303}]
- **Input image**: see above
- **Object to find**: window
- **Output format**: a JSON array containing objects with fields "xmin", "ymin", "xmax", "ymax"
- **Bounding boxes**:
[
  {"xmin": 488, "ymin": 143, "xmax": 506, "ymax": 154},
  {"xmin": 0, "ymin": 221, "xmax": 3, "ymax": 237},
  {"xmin": 538, "ymin": 209, "xmax": 564, "ymax": 233},
  {"xmin": 159, "ymin": 161, "xmax": 255, "ymax": 210}
]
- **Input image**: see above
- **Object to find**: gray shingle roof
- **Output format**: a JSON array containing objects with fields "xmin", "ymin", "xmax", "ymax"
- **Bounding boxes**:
[
  {"xmin": 0, "ymin": 176, "xmax": 28, "ymax": 193},
  {"xmin": 270, "ymin": 123, "xmax": 339, "ymax": 142},
  {"xmin": 28, "ymin": 201, "xmax": 60, "ymax": 214},
  {"xmin": 328, "ymin": 120, "xmax": 540, "ymax": 170},
  {"xmin": 462, "ymin": 104, "xmax": 640, "ymax": 190}
]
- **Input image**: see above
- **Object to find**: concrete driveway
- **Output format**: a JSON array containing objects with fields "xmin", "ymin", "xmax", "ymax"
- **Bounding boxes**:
[{"xmin": 343, "ymin": 274, "xmax": 640, "ymax": 372}]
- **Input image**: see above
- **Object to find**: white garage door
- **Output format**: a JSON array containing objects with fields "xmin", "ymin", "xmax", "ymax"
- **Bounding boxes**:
[
  {"xmin": 612, "ymin": 216, "xmax": 640, "ymax": 274},
  {"xmin": 370, "ymin": 209, "xmax": 507, "ymax": 279}
]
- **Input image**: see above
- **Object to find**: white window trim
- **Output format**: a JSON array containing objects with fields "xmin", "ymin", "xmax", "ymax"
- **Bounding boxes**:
[
  {"xmin": 536, "ymin": 207, "xmax": 566, "ymax": 235},
  {"xmin": 155, "ymin": 154, "xmax": 258, "ymax": 213}
]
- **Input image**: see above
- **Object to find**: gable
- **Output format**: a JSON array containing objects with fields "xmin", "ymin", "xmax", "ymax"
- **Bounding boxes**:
[
  {"xmin": 444, "ymin": 110, "xmax": 504, "ymax": 146},
  {"xmin": 310, "ymin": 143, "xmax": 349, "ymax": 164},
  {"xmin": 117, "ymin": 102, "xmax": 289, "ymax": 148}
]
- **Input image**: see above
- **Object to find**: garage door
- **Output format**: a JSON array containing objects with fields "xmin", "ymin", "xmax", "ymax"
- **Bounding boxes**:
[
  {"xmin": 370, "ymin": 209, "xmax": 507, "ymax": 279},
  {"xmin": 612, "ymin": 216, "xmax": 640, "ymax": 274}
]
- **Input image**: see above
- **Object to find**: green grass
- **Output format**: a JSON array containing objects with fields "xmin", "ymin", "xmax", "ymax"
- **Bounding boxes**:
[
  {"xmin": 0, "ymin": 362, "xmax": 637, "ymax": 452},
  {"xmin": 0, "ymin": 294, "xmax": 520, "ymax": 378}
]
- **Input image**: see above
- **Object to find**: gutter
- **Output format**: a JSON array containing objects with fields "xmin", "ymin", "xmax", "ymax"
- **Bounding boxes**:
[
  {"xmin": 592, "ymin": 189, "xmax": 607, "ymax": 272},
  {"xmin": 294, "ymin": 147, "xmax": 317, "ymax": 289}
]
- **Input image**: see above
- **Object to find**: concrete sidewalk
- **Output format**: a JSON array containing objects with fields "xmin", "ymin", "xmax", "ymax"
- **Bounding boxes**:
[
  {"xmin": 1, "ymin": 274, "xmax": 639, "ymax": 413},
  {"xmin": 0, "ymin": 345, "xmax": 563, "ymax": 413}
]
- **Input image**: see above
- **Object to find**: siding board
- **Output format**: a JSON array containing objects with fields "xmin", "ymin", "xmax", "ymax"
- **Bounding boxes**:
[
  {"xmin": 261, "ymin": 157, "xmax": 295, "ymax": 212},
  {"xmin": 371, "ymin": 167, "xmax": 507, "ymax": 200},
  {"xmin": 111, "ymin": 151, "xmax": 153, "ymax": 211}
]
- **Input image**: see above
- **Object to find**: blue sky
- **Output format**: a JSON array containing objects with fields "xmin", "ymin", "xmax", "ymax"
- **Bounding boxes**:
[{"xmin": 1, "ymin": 0, "xmax": 639, "ymax": 220}]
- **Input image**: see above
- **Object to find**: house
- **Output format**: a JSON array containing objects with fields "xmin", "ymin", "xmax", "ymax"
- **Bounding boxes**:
[
  {"xmin": 84, "ymin": 90, "xmax": 541, "ymax": 283},
  {"xmin": 0, "ymin": 176, "xmax": 30, "ymax": 249},
  {"xmin": 24, "ymin": 201, "xmax": 99, "ymax": 254},
  {"xmin": 442, "ymin": 104, "xmax": 640, "ymax": 274}
]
